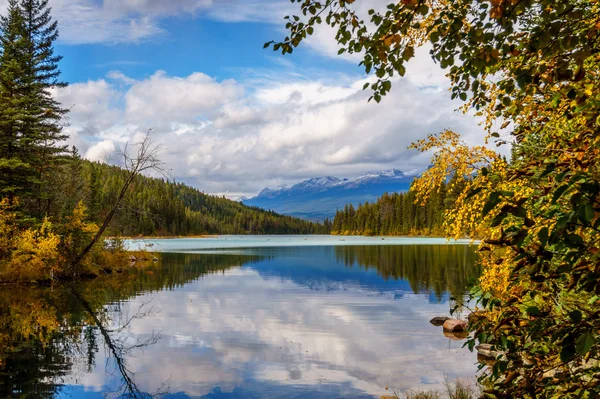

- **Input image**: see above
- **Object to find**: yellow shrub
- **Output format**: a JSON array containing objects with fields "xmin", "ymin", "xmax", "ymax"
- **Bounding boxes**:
[
  {"xmin": 8, "ymin": 218, "xmax": 62, "ymax": 280},
  {"xmin": 61, "ymin": 201, "xmax": 99, "ymax": 266}
]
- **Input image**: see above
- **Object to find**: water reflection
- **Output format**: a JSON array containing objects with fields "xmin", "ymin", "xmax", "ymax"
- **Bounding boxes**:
[{"xmin": 0, "ymin": 245, "xmax": 480, "ymax": 398}]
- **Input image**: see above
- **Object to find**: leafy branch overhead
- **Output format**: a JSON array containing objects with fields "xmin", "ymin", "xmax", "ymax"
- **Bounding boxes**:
[{"xmin": 271, "ymin": 0, "xmax": 600, "ymax": 397}]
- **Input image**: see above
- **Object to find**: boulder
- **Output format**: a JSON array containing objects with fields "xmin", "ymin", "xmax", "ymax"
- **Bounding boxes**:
[
  {"xmin": 430, "ymin": 316, "xmax": 451, "ymax": 326},
  {"xmin": 476, "ymin": 344, "xmax": 500, "ymax": 359},
  {"xmin": 442, "ymin": 319, "xmax": 468, "ymax": 332}
]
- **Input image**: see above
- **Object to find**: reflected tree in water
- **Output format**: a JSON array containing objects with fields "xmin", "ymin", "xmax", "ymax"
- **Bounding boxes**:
[
  {"xmin": 0, "ymin": 253, "xmax": 257, "ymax": 398},
  {"xmin": 335, "ymin": 245, "xmax": 480, "ymax": 301}
]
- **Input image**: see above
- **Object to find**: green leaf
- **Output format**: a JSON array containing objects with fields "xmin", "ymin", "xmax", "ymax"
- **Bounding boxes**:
[
  {"xmin": 538, "ymin": 227, "xmax": 549, "ymax": 244},
  {"xmin": 560, "ymin": 344, "xmax": 576, "ymax": 363},
  {"xmin": 526, "ymin": 306, "xmax": 540, "ymax": 316},
  {"xmin": 416, "ymin": 4, "xmax": 429, "ymax": 15},
  {"xmin": 539, "ymin": 162, "xmax": 556, "ymax": 178},
  {"xmin": 482, "ymin": 192, "xmax": 501, "ymax": 216},
  {"xmin": 490, "ymin": 212, "xmax": 507, "ymax": 227},
  {"xmin": 576, "ymin": 332, "xmax": 596, "ymax": 356},
  {"xmin": 566, "ymin": 233, "xmax": 584, "ymax": 247},
  {"xmin": 578, "ymin": 203, "xmax": 595, "ymax": 224},
  {"xmin": 509, "ymin": 206, "xmax": 527, "ymax": 218},
  {"xmin": 466, "ymin": 187, "xmax": 482, "ymax": 199},
  {"xmin": 552, "ymin": 184, "xmax": 570, "ymax": 204}
]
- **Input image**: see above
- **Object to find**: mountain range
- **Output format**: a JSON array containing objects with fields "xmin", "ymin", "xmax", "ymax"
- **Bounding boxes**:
[{"xmin": 242, "ymin": 169, "xmax": 418, "ymax": 221}]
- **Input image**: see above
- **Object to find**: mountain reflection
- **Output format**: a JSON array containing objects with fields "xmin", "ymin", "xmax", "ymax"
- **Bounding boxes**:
[{"xmin": 0, "ymin": 245, "xmax": 479, "ymax": 398}]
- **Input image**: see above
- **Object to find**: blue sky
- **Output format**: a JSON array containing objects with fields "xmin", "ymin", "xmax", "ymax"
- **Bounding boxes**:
[{"xmin": 2, "ymin": 0, "xmax": 487, "ymax": 198}]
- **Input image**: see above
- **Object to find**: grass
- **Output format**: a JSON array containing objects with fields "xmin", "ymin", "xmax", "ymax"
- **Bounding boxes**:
[{"xmin": 390, "ymin": 379, "xmax": 479, "ymax": 399}]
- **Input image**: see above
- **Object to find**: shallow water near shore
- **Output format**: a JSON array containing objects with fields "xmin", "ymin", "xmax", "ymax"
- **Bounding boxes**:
[
  {"xmin": 124, "ymin": 234, "xmax": 475, "ymax": 252},
  {"xmin": 1, "ymin": 239, "xmax": 481, "ymax": 398}
]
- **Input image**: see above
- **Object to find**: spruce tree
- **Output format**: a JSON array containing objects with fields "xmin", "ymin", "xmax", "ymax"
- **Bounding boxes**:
[
  {"xmin": 0, "ymin": 0, "xmax": 67, "ymax": 215},
  {"xmin": 20, "ymin": 0, "xmax": 68, "ymax": 216},
  {"xmin": 0, "ymin": 0, "xmax": 34, "ymax": 202}
]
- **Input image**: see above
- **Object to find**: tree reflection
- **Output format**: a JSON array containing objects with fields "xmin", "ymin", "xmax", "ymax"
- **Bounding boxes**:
[
  {"xmin": 0, "ymin": 252, "xmax": 258, "ymax": 398},
  {"xmin": 335, "ymin": 244, "xmax": 481, "ymax": 300}
]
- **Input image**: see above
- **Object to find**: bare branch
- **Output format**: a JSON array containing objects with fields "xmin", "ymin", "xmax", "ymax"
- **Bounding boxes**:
[{"xmin": 71, "ymin": 129, "xmax": 166, "ymax": 269}]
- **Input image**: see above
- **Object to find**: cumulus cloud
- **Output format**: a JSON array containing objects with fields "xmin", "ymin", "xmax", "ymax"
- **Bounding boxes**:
[
  {"xmin": 124, "ymin": 71, "xmax": 242, "ymax": 124},
  {"xmin": 86, "ymin": 139, "xmax": 117, "ymax": 162},
  {"xmin": 62, "ymin": 263, "xmax": 479, "ymax": 397},
  {"xmin": 53, "ymin": 66, "xmax": 489, "ymax": 199}
]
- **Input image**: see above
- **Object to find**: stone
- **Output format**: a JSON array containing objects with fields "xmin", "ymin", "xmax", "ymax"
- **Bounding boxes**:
[
  {"xmin": 476, "ymin": 344, "xmax": 500, "ymax": 359},
  {"xmin": 442, "ymin": 319, "xmax": 468, "ymax": 332},
  {"xmin": 430, "ymin": 316, "xmax": 451, "ymax": 326}
]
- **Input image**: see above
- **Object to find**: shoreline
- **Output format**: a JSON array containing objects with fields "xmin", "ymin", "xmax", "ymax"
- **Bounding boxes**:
[
  {"xmin": 118, "ymin": 233, "xmax": 478, "ymax": 240},
  {"xmin": 110, "ymin": 234, "xmax": 220, "ymax": 240}
]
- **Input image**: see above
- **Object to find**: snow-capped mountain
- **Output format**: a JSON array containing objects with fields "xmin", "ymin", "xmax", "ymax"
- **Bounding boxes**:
[{"xmin": 243, "ymin": 169, "xmax": 418, "ymax": 221}]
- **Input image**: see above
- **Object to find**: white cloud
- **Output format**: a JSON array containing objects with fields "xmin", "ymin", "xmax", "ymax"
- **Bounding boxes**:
[
  {"xmin": 86, "ymin": 139, "xmax": 117, "ymax": 162},
  {"xmin": 62, "ymin": 264, "xmax": 479, "ymax": 397},
  {"xmin": 107, "ymin": 70, "xmax": 138, "ymax": 85},
  {"xmin": 16, "ymin": 0, "xmax": 290, "ymax": 45},
  {"xmin": 54, "ymin": 66, "xmax": 489, "ymax": 199},
  {"xmin": 124, "ymin": 71, "xmax": 242, "ymax": 124}
]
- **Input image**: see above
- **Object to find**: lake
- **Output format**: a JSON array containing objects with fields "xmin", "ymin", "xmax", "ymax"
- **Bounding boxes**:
[{"xmin": 0, "ymin": 236, "xmax": 481, "ymax": 398}]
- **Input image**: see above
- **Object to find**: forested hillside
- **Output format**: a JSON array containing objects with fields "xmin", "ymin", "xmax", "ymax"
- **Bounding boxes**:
[
  {"xmin": 71, "ymin": 157, "xmax": 329, "ymax": 236},
  {"xmin": 0, "ymin": 0, "xmax": 326, "ymax": 282},
  {"xmin": 331, "ymin": 180, "xmax": 463, "ymax": 236}
]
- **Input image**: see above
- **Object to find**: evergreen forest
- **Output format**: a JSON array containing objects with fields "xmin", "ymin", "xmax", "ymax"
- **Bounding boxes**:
[{"xmin": 331, "ymin": 181, "xmax": 460, "ymax": 237}]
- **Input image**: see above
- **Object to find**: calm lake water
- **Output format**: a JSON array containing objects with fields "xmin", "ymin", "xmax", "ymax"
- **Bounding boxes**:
[{"xmin": 1, "ymin": 236, "xmax": 481, "ymax": 398}]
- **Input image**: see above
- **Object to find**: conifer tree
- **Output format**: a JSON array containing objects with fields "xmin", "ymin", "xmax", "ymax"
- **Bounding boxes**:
[
  {"xmin": 20, "ymin": 0, "xmax": 68, "ymax": 216},
  {"xmin": 0, "ymin": 0, "xmax": 67, "ymax": 215},
  {"xmin": 0, "ymin": 0, "xmax": 34, "ymax": 202}
]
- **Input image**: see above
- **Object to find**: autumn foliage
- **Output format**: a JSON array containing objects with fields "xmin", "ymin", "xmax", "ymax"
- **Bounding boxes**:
[{"xmin": 274, "ymin": 0, "xmax": 600, "ymax": 397}]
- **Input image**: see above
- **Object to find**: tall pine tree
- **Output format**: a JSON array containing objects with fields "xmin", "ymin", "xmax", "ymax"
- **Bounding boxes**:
[
  {"xmin": 0, "ymin": 0, "xmax": 33, "ymax": 202},
  {"xmin": 0, "ymin": 0, "xmax": 67, "ymax": 216},
  {"xmin": 20, "ymin": 0, "xmax": 68, "ymax": 216}
]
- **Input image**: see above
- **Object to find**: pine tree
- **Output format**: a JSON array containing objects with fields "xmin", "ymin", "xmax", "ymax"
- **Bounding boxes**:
[
  {"xmin": 0, "ymin": 0, "xmax": 67, "ymax": 215},
  {"xmin": 0, "ymin": 0, "xmax": 35, "ymax": 202},
  {"xmin": 19, "ymin": 0, "xmax": 68, "ymax": 216}
]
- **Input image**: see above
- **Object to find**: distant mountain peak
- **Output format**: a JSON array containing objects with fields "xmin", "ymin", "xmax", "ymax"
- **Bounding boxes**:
[
  {"xmin": 355, "ymin": 169, "xmax": 405, "ymax": 180},
  {"xmin": 244, "ymin": 168, "xmax": 420, "ymax": 221},
  {"xmin": 295, "ymin": 176, "xmax": 341, "ymax": 188}
]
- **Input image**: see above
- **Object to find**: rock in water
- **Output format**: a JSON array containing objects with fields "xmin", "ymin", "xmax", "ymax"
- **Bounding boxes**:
[
  {"xmin": 442, "ymin": 319, "xmax": 468, "ymax": 332},
  {"xmin": 476, "ymin": 344, "xmax": 500, "ymax": 359},
  {"xmin": 430, "ymin": 316, "xmax": 451, "ymax": 326}
]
